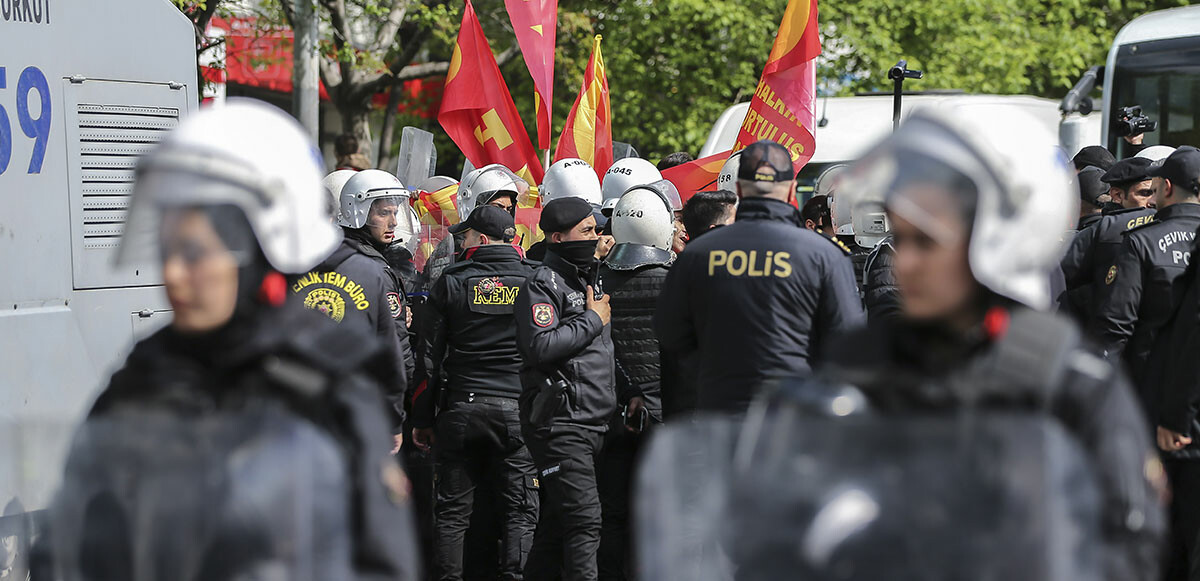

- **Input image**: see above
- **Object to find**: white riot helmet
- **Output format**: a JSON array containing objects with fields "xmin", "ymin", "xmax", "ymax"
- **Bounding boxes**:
[
  {"xmin": 541, "ymin": 158, "xmax": 602, "ymax": 207},
  {"xmin": 602, "ymin": 158, "xmax": 662, "ymax": 203},
  {"xmin": 323, "ymin": 170, "xmax": 357, "ymax": 225},
  {"xmin": 1137, "ymin": 145, "xmax": 1176, "ymax": 162},
  {"xmin": 838, "ymin": 106, "xmax": 1075, "ymax": 309},
  {"xmin": 717, "ymin": 151, "xmax": 741, "ymax": 194},
  {"xmin": 818, "ymin": 165, "xmax": 853, "ymax": 236},
  {"xmin": 418, "ymin": 175, "xmax": 459, "ymax": 194},
  {"xmin": 341, "ymin": 169, "xmax": 421, "ymax": 249},
  {"xmin": 612, "ymin": 185, "xmax": 676, "ymax": 252},
  {"xmin": 119, "ymin": 99, "xmax": 340, "ymax": 274},
  {"xmin": 458, "ymin": 164, "xmax": 527, "ymax": 219}
]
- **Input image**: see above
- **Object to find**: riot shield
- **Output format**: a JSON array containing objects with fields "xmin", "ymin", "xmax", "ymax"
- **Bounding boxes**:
[
  {"xmin": 48, "ymin": 402, "xmax": 356, "ymax": 581},
  {"xmin": 395, "ymin": 127, "xmax": 437, "ymax": 189},
  {"xmin": 636, "ymin": 404, "xmax": 1104, "ymax": 581}
]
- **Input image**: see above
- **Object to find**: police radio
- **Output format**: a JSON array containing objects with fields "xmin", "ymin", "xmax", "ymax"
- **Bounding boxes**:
[{"xmin": 591, "ymin": 264, "xmax": 605, "ymax": 300}]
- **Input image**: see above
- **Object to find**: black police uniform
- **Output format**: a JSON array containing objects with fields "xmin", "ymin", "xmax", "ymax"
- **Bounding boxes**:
[
  {"xmin": 655, "ymin": 197, "xmax": 864, "ymax": 414},
  {"xmin": 1090, "ymin": 202, "xmax": 1200, "ymax": 402},
  {"xmin": 515, "ymin": 248, "xmax": 616, "ymax": 581},
  {"xmin": 837, "ymin": 233, "xmax": 871, "ymax": 291},
  {"xmin": 291, "ymin": 228, "xmax": 413, "ymax": 429},
  {"xmin": 1141, "ymin": 256, "xmax": 1200, "ymax": 581},
  {"xmin": 59, "ymin": 304, "xmax": 421, "ymax": 581},
  {"xmin": 1078, "ymin": 212, "xmax": 1105, "ymax": 231},
  {"xmin": 412, "ymin": 243, "xmax": 539, "ymax": 581},
  {"xmin": 820, "ymin": 305, "xmax": 1165, "ymax": 581},
  {"xmin": 596, "ymin": 242, "xmax": 672, "ymax": 581},
  {"xmin": 863, "ymin": 236, "xmax": 901, "ymax": 322},
  {"xmin": 1060, "ymin": 206, "xmax": 1156, "ymax": 324}
]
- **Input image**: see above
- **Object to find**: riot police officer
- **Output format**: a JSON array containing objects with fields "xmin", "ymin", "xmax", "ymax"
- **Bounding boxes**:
[
  {"xmin": 1059, "ymin": 157, "xmax": 1156, "ymax": 325},
  {"xmin": 459, "ymin": 164, "xmax": 530, "ymax": 219},
  {"xmin": 655, "ymin": 140, "xmax": 863, "ymax": 415},
  {"xmin": 292, "ymin": 169, "xmax": 417, "ymax": 445},
  {"xmin": 527, "ymin": 158, "xmax": 605, "ymax": 262},
  {"xmin": 1126, "ymin": 147, "xmax": 1200, "ymax": 580},
  {"xmin": 515, "ymin": 197, "xmax": 616, "ymax": 581},
  {"xmin": 411, "ymin": 206, "xmax": 539, "ymax": 581},
  {"xmin": 819, "ymin": 107, "xmax": 1163, "ymax": 580},
  {"xmin": 1091, "ymin": 146, "xmax": 1200, "ymax": 405},
  {"xmin": 596, "ymin": 181, "xmax": 677, "ymax": 580},
  {"xmin": 47, "ymin": 100, "xmax": 419, "ymax": 581}
]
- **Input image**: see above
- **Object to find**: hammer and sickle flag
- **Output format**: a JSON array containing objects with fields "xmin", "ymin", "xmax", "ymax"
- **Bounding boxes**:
[{"xmin": 439, "ymin": 0, "xmax": 544, "ymax": 183}]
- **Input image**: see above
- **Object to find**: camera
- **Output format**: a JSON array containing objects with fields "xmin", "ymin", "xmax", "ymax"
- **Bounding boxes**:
[{"xmin": 1112, "ymin": 105, "xmax": 1158, "ymax": 138}]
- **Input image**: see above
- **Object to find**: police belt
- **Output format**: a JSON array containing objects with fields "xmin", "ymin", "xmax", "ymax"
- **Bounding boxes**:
[{"xmin": 444, "ymin": 391, "xmax": 519, "ymax": 406}]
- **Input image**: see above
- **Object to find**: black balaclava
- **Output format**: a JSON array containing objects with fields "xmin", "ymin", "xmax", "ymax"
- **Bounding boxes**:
[{"xmin": 548, "ymin": 239, "xmax": 599, "ymax": 274}]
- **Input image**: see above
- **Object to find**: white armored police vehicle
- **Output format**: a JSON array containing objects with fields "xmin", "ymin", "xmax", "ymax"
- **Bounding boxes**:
[{"xmin": 0, "ymin": 0, "xmax": 198, "ymax": 566}]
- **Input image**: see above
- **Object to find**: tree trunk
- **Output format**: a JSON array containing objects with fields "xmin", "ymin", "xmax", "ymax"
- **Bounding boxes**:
[
  {"xmin": 342, "ymin": 106, "xmax": 374, "ymax": 167},
  {"xmin": 376, "ymin": 80, "xmax": 405, "ymax": 173}
]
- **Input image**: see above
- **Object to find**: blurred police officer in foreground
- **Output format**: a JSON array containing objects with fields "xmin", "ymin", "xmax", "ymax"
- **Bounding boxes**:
[
  {"xmin": 1126, "ymin": 147, "xmax": 1200, "ymax": 581},
  {"xmin": 820, "ymin": 107, "xmax": 1163, "ymax": 580},
  {"xmin": 655, "ymin": 140, "xmax": 863, "ymax": 415},
  {"xmin": 596, "ymin": 181, "xmax": 677, "ymax": 580},
  {"xmin": 410, "ymin": 205, "xmax": 538, "ymax": 581},
  {"xmin": 1091, "ymin": 147, "xmax": 1200, "ymax": 410},
  {"xmin": 1060, "ymin": 158, "xmax": 1157, "ymax": 325},
  {"xmin": 515, "ymin": 197, "xmax": 615, "ymax": 581},
  {"xmin": 292, "ymin": 169, "xmax": 418, "ymax": 451},
  {"xmin": 47, "ymin": 100, "xmax": 419, "ymax": 581}
]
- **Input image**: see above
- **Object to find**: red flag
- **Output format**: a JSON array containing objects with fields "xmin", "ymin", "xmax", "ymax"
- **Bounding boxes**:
[
  {"xmin": 732, "ymin": 0, "xmax": 821, "ymax": 172},
  {"xmin": 506, "ymin": 0, "xmax": 557, "ymax": 150},
  {"xmin": 440, "ymin": 0, "xmax": 544, "ymax": 183},
  {"xmin": 661, "ymin": 152, "xmax": 730, "ymax": 202},
  {"xmin": 554, "ymin": 35, "xmax": 612, "ymax": 179}
]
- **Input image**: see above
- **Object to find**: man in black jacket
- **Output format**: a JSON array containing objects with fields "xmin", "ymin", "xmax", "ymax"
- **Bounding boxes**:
[
  {"xmin": 863, "ymin": 236, "xmax": 901, "ymax": 322},
  {"xmin": 1060, "ymin": 157, "xmax": 1157, "ymax": 326},
  {"xmin": 597, "ymin": 183, "xmax": 676, "ymax": 580},
  {"xmin": 515, "ymin": 197, "xmax": 616, "ymax": 581},
  {"xmin": 292, "ymin": 169, "xmax": 415, "ymax": 447},
  {"xmin": 655, "ymin": 140, "xmax": 864, "ymax": 415},
  {"xmin": 410, "ymin": 206, "xmax": 539, "ymax": 581},
  {"xmin": 1091, "ymin": 147, "xmax": 1200, "ymax": 406},
  {"xmin": 1129, "ymin": 147, "xmax": 1200, "ymax": 580}
]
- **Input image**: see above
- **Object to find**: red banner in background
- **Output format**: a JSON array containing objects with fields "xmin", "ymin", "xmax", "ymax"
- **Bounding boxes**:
[
  {"xmin": 439, "ymin": 0, "xmax": 544, "ymax": 184},
  {"xmin": 662, "ymin": 151, "xmax": 730, "ymax": 202},
  {"xmin": 731, "ymin": 0, "xmax": 821, "ymax": 172},
  {"xmin": 506, "ymin": 0, "xmax": 558, "ymax": 150}
]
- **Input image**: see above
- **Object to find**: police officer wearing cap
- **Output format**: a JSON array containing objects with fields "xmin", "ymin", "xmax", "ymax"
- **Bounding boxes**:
[
  {"xmin": 1128, "ymin": 147, "xmax": 1200, "ymax": 580},
  {"xmin": 515, "ymin": 196, "xmax": 615, "ymax": 581},
  {"xmin": 1060, "ymin": 159, "xmax": 1157, "ymax": 324},
  {"xmin": 1076, "ymin": 166, "xmax": 1112, "ymax": 232},
  {"xmin": 1092, "ymin": 146, "xmax": 1200, "ymax": 411},
  {"xmin": 655, "ymin": 140, "xmax": 863, "ymax": 415},
  {"xmin": 409, "ymin": 205, "xmax": 539, "ymax": 581}
]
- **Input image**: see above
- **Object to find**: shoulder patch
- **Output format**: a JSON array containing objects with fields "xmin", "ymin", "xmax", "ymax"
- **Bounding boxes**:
[
  {"xmin": 387, "ymin": 292, "xmax": 403, "ymax": 319},
  {"xmin": 533, "ymin": 303, "xmax": 555, "ymax": 327},
  {"xmin": 1106, "ymin": 265, "xmax": 1117, "ymax": 285},
  {"xmin": 1126, "ymin": 215, "xmax": 1158, "ymax": 232}
]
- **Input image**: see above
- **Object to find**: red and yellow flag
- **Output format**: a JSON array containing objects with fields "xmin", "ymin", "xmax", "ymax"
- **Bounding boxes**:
[
  {"xmin": 439, "ymin": 0, "xmax": 545, "ymax": 184},
  {"xmin": 554, "ymin": 35, "xmax": 612, "ymax": 179},
  {"xmin": 505, "ymin": 0, "xmax": 558, "ymax": 150},
  {"xmin": 414, "ymin": 183, "xmax": 461, "ymax": 226},
  {"xmin": 661, "ymin": 152, "xmax": 730, "ymax": 202},
  {"xmin": 732, "ymin": 0, "xmax": 821, "ymax": 171}
]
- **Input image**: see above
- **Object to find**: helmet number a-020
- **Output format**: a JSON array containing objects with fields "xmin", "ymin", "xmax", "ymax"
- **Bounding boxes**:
[
  {"xmin": 0, "ymin": 65, "xmax": 52, "ymax": 176},
  {"xmin": 614, "ymin": 209, "xmax": 644, "ymax": 218}
]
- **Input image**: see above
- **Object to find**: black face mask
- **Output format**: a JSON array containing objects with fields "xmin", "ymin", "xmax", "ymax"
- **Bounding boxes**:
[{"xmin": 549, "ymin": 239, "xmax": 598, "ymax": 272}]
